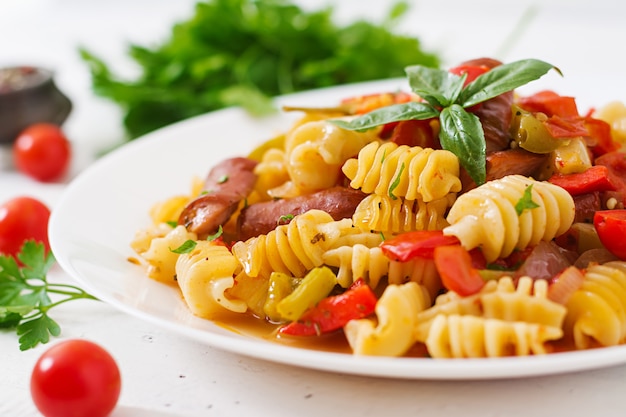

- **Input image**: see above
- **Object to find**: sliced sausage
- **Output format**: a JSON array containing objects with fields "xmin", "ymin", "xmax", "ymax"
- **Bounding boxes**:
[
  {"xmin": 460, "ymin": 148, "xmax": 548, "ymax": 192},
  {"xmin": 236, "ymin": 186, "xmax": 367, "ymax": 241},
  {"xmin": 178, "ymin": 157, "xmax": 257, "ymax": 237}
]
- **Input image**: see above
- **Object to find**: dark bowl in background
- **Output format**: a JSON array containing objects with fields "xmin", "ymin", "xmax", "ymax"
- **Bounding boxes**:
[{"xmin": 0, "ymin": 66, "xmax": 72, "ymax": 144}]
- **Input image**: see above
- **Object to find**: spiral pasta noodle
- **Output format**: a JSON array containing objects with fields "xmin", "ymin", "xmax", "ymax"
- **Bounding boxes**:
[
  {"xmin": 564, "ymin": 261, "xmax": 626, "ymax": 349},
  {"xmin": 231, "ymin": 209, "xmax": 357, "ymax": 279},
  {"xmin": 253, "ymin": 147, "xmax": 290, "ymax": 201},
  {"xmin": 481, "ymin": 277, "xmax": 566, "ymax": 328},
  {"xmin": 425, "ymin": 314, "xmax": 563, "ymax": 358},
  {"xmin": 280, "ymin": 119, "xmax": 380, "ymax": 195},
  {"xmin": 414, "ymin": 280, "xmax": 498, "ymax": 342},
  {"xmin": 345, "ymin": 282, "xmax": 431, "ymax": 356},
  {"xmin": 443, "ymin": 174, "xmax": 575, "ymax": 262},
  {"xmin": 135, "ymin": 225, "xmax": 198, "ymax": 284},
  {"xmin": 176, "ymin": 241, "xmax": 246, "ymax": 318},
  {"xmin": 414, "ymin": 277, "xmax": 565, "ymax": 347},
  {"xmin": 352, "ymin": 193, "xmax": 454, "ymax": 234},
  {"xmin": 342, "ymin": 141, "xmax": 462, "ymax": 202},
  {"xmin": 387, "ymin": 258, "xmax": 442, "ymax": 301}
]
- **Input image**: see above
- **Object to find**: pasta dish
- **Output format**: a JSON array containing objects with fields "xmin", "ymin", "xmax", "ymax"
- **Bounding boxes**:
[{"xmin": 130, "ymin": 58, "xmax": 626, "ymax": 358}]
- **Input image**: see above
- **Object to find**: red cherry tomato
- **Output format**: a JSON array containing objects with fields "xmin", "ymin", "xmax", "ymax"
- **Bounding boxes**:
[
  {"xmin": 0, "ymin": 196, "xmax": 50, "ymax": 257},
  {"xmin": 13, "ymin": 123, "xmax": 71, "ymax": 182},
  {"xmin": 594, "ymin": 209, "xmax": 626, "ymax": 260},
  {"xmin": 30, "ymin": 339, "xmax": 121, "ymax": 417}
]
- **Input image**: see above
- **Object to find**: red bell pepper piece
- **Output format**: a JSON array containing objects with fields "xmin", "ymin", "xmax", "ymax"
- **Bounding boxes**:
[
  {"xmin": 517, "ymin": 90, "xmax": 580, "ymax": 118},
  {"xmin": 340, "ymin": 91, "xmax": 414, "ymax": 115},
  {"xmin": 278, "ymin": 279, "xmax": 377, "ymax": 337},
  {"xmin": 434, "ymin": 245, "xmax": 485, "ymax": 296},
  {"xmin": 584, "ymin": 117, "xmax": 620, "ymax": 157},
  {"xmin": 595, "ymin": 151, "xmax": 626, "ymax": 206},
  {"xmin": 594, "ymin": 210, "xmax": 626, "ymax": 260},
  {"xmin": 542, "ymin": 114, "xmax": 589, "ymax": 138},
  {"xmin": 517, "ymin": 90, "xmax": 594, "ymax": 141},
  {"xmin": 379, "ymin": 230, "xmax": 461, "ymax": 262},
  {"xmin": 548, "ymin": 165, "xmax": 618, "ymax": 196}
]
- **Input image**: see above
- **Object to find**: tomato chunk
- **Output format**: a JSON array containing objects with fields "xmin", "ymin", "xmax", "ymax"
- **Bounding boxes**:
[
  {"xmin": 278, "ymin": 279, "xmax": 377, "ymax": 336},
  {"xmin": 380, "ymin": 230, "xmax": 460, "ymax": 262},
  {"xmin": 434, "ymin": 245, "xmax": 485, "ymax": 296},
  {"xmin": 594, "ymin": 210, "xmax": 626, "ymax": 260}
]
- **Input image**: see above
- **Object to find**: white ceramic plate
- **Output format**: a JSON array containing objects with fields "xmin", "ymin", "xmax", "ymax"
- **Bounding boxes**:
[{"xmin": 50, "ymin": 77, "xmax": 626, "ymax": 380}]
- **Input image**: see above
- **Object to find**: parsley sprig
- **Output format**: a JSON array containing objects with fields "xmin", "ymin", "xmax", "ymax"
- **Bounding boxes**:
[
  {"xmin": 0, "ymin": 241, "xmax": 98, "ymax": 351},
  {"xmin": 332, "ymin": 59, "xmax": 558, "ymax": 185}
]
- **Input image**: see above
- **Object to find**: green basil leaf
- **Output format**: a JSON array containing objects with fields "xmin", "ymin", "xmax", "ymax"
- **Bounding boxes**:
[
  {"xmin": 439, "ymin": 104, "xmax": 486, "ymax": 185},
  {"xmin": 405, "ymin": 65, "xmax": 465, "ymax": 107},
  {"xmin": 330, "ymin": 101, "xmax": 439, "ymax": 132},
  {"xmin": 458, "ymin": 59, "xmax": 557, "ymax": 107}
]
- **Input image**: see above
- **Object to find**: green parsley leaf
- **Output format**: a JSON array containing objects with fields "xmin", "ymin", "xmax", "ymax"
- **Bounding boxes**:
[
  {"xmin": 515, "ymin": 184, "xmax": 541, "ymax": 215},
  {"xmin": 388, "ymin": 162, "xmax": 405, "ymax": 200},
  {"xmin": 170, "ymin": 240, "xmax": 198, "ymax": 254},
  {"xmin": 207, "ymin": 225, "xmax": 224, "ymax": 241},
  {"xmin": 165, "ymin": 220, "xmax": 178, "ymax": 228},
  {"xmin": 80, "ymin": 0, "xmax": 439, "ymax": 140},
  {"xmin": 17, "ymin": 314, "xmax": 61, "ymax": 351},
  {"xmin": 0, "ymin": 241, "xmax": 98, "ymax": 351},
  {"xmin": 278, "ymin": 214, "xmax": 295, "ymax": 224}
]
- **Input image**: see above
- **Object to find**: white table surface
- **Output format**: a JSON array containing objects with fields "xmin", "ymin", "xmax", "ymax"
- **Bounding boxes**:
[{"xmin": 1, "ymin": 1, "xmax": 626, "ymax": 416}]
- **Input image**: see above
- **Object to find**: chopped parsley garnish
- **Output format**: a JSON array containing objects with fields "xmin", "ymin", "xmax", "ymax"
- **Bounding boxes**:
[{"xmin": 515, "ymin": 184, "xmax": 540, "ymax": 215}]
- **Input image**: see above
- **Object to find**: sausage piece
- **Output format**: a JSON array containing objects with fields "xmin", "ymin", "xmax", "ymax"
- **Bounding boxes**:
[
  {"xmin": 460, "ymin": 148, "xmax": 548, "ymax": 192},
  {"xmin": 178, "ymin": 157, "xmax": 257, "ymax": 237},
  {"xmin": 236, "ymin": 186, "xmax": 367, "ymax": 241}
]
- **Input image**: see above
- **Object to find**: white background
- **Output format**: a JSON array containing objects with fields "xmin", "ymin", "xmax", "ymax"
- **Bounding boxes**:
[{"xmin": 1, "ymin": 0, "xmax": 626, "ymax": 416}]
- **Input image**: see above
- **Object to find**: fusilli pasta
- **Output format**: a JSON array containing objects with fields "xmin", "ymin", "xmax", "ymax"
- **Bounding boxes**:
[
  {"xmin": 352, "ymin": 193, "xmax": 454, "ymax": 233},
  {"xmin": 444, "ymin": 174, "xmax": 575, "ymax": 262},
  {"xmin": 176, "ymin": 241, "xmax": 246, "ymax": 318},
  {"xmin": 564, "ymin": 261, "xmax": 626, "ymax": 349},
  {"xmin": 342, "ymin": 141, "xmax": 462, "ymax": 202},
  {"xmin": 345, "ymin": 282, "xmax": 431, "ymax": 356}
]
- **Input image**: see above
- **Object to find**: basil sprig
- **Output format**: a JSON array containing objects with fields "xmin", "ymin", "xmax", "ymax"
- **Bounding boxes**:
[{"xmin": 332, "ymin": 59, "xmax": 558, "ymax": 185}]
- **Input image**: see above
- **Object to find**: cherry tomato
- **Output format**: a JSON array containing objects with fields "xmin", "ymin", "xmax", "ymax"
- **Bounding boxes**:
[
  {"xmin": 13, "ymin": 123, "xmax": 71, "ymax": 182},
  {"xmin": 30, "ymin": 339, "xmax": 121, "ymax": 417},
  {"xmin": 0, "ymin": 196, "xmax": 50, "ymax": 257},
  {"xmin": 594, "ymin": 209, "xmax": 626, "ymax": 260}
]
